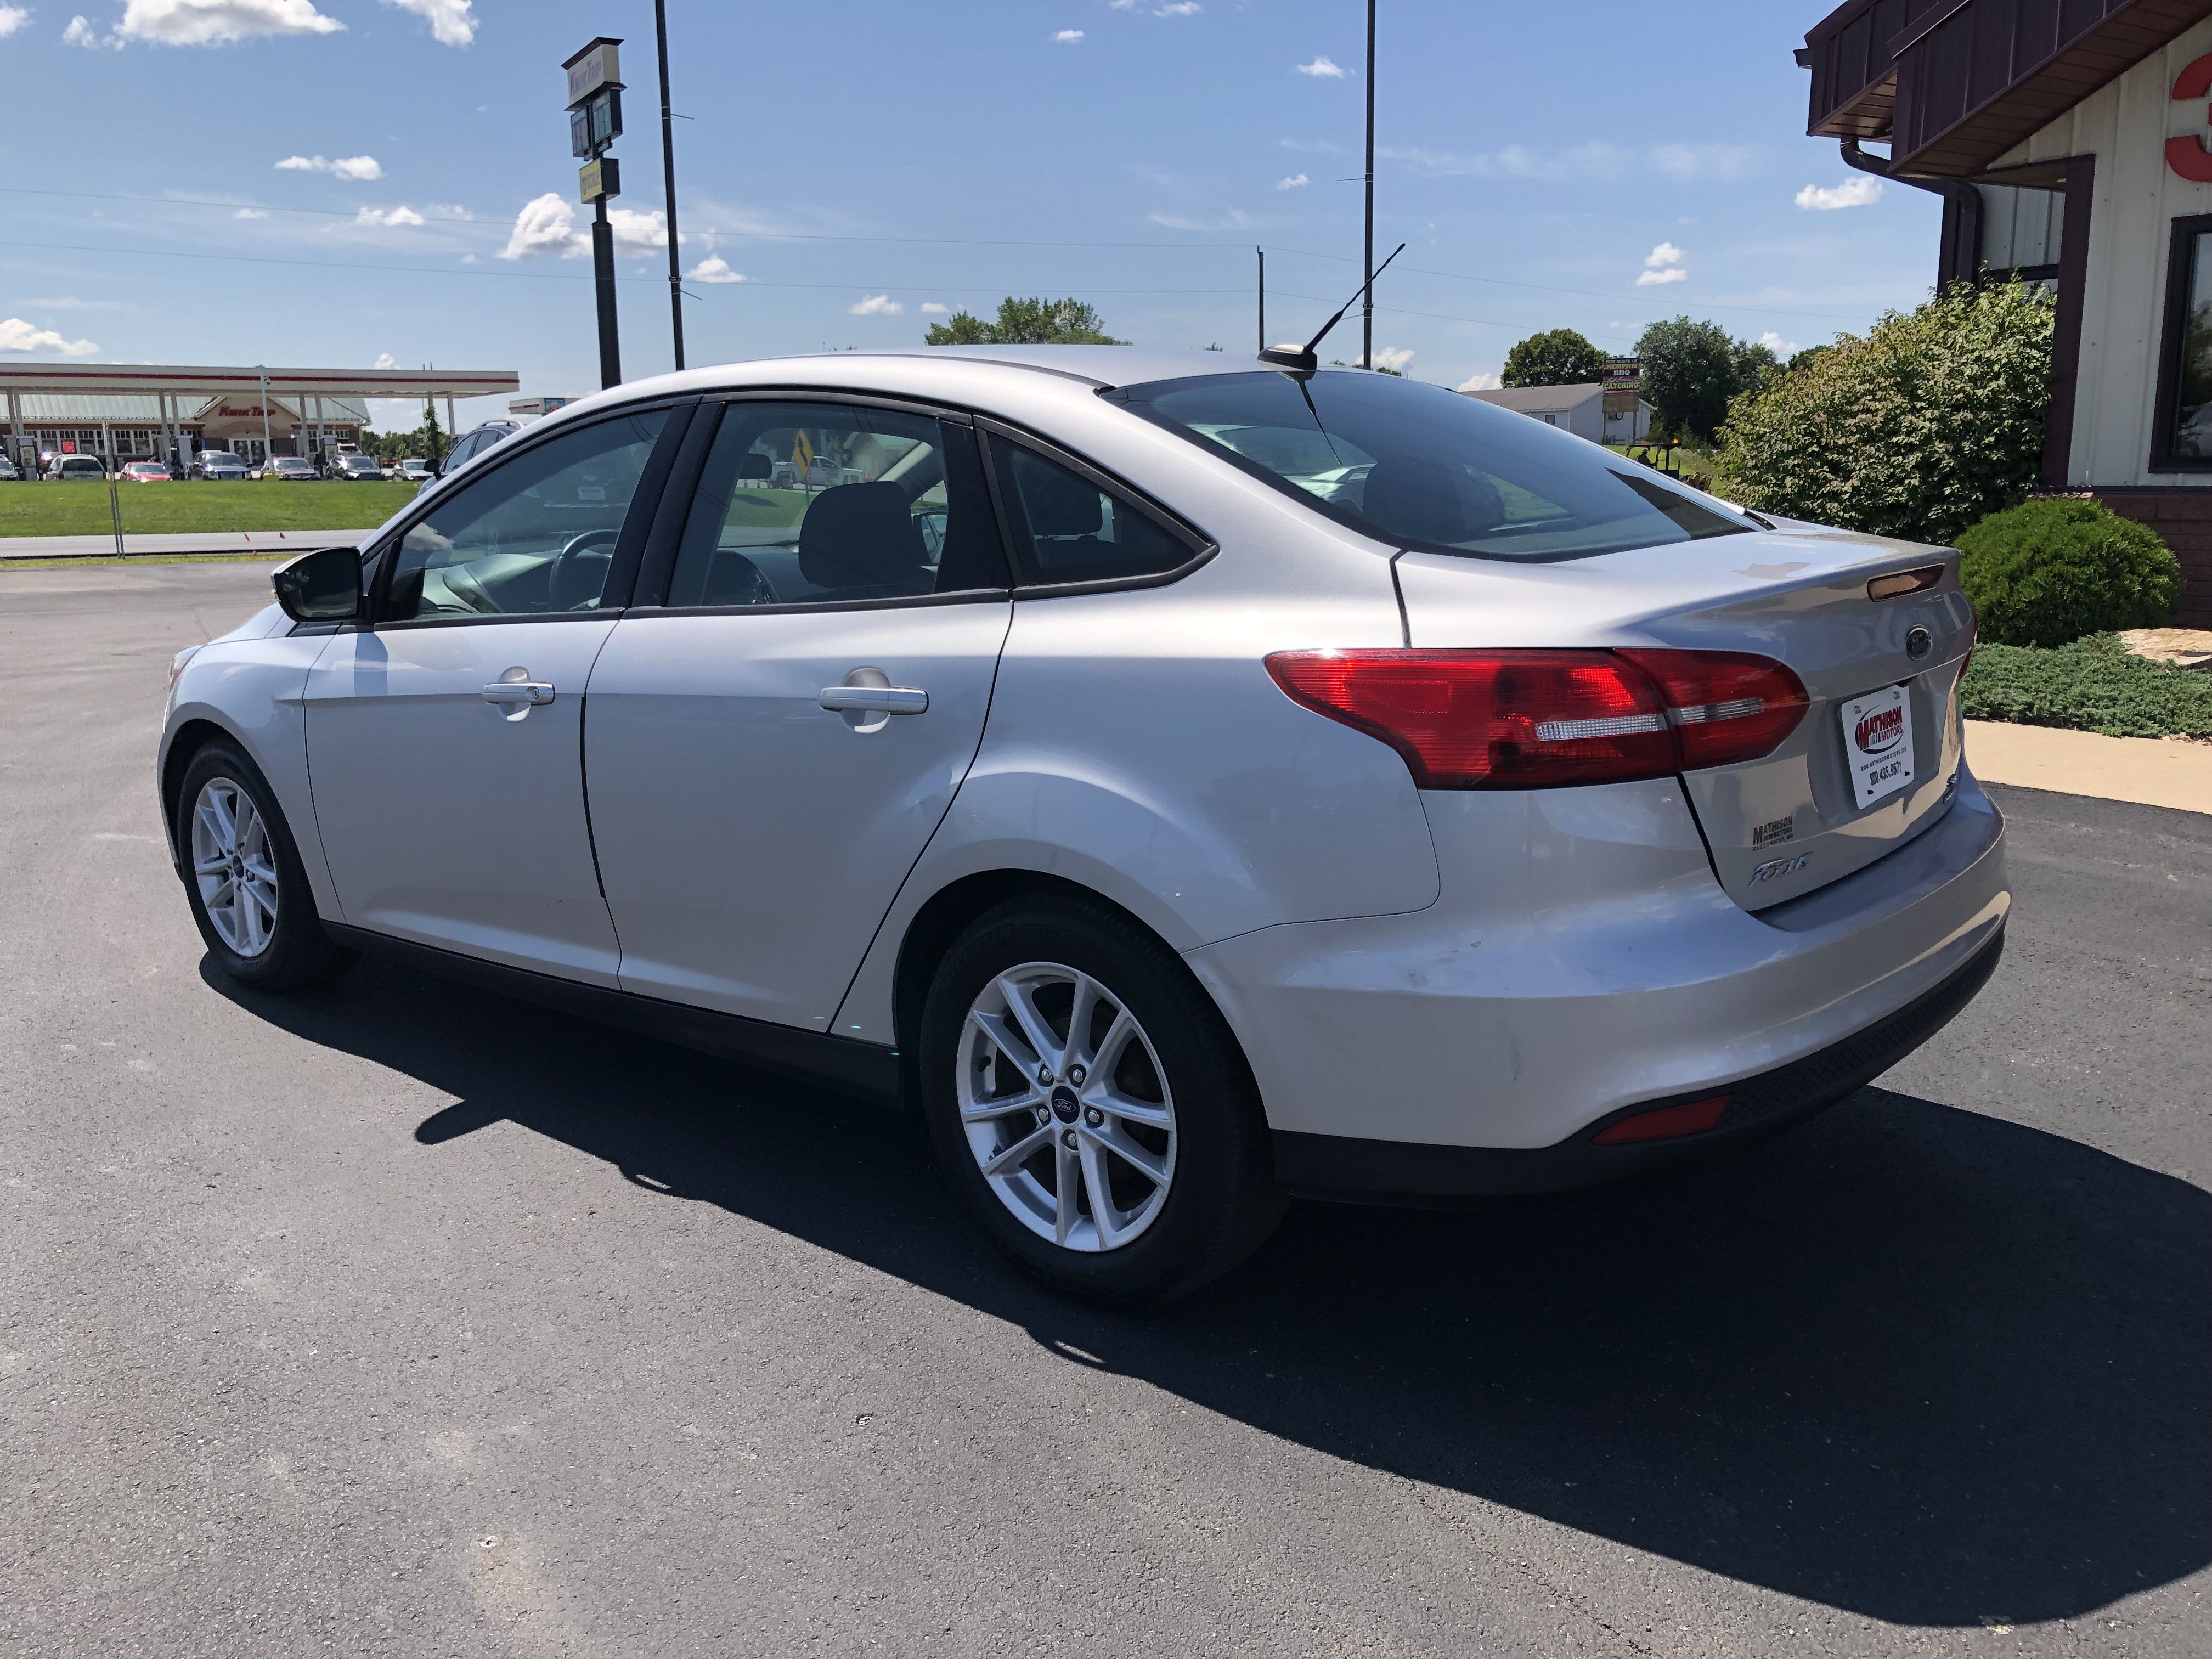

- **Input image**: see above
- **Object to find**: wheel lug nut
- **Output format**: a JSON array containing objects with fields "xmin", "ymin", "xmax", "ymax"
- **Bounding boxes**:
[
  {"xmin": 1060, "ymin": 1128, "xmax": 1077, "ymax": 1149},
  {"xmin": 1067, "ymin": 1064, "xmax": 1087, "ymax": 1086},
  {"xmin": 1036, "ymin": 1107, "xmax": 1052, "ymax": 1125},
  {"xmin": 1084, "ymin": 1108, "xmax": 1104, "ymax": 1127},
  {"xmin": 1037, "ymin": 1065, "xmax": 1054, "ymax": 1085}
]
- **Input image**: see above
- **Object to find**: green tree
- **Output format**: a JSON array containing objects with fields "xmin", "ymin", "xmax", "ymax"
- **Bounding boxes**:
[
  {"xmin": 1502, "ymin": 328, "xmax": 1605, "ymax": 388},
  {"xmin": 1636, "ymin": 317, "xmax": 1742, "ymax": 442},
  {"xmin": 1716, "ymin": 280, "xmax": 2055, "ymax": 543},
  {"xmin": 1730, "ymin": 337, "xmax": 1782, "ymax": 398},
  {"xmin": 925, "ymin": 296, "xmax": 1128, "ymax": 346}
]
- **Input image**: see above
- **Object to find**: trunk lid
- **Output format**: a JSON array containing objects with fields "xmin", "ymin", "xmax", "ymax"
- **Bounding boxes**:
[{"xmin": 1394, "ymin": 523, "xmax": 1974, "ymax": 910}]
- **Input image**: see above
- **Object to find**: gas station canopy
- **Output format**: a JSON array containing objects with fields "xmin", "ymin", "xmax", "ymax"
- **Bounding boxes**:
[{"xmin": 0, "ymin": 363, "xmax": 518, "ymax": 399}]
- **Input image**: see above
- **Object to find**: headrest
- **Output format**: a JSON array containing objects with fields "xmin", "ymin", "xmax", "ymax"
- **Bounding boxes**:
[
  {"xmin": 797, "ymin": 482, "xmax": 926, "ymax": 590},
  {"xmin": 1358, "ymin": 458, "xmax": 1503, "ymax": 545}
]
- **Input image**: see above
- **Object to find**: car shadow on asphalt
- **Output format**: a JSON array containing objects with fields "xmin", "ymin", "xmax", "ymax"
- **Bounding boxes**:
[{"xmin": 207, "ymin": 953, "xmax": 2212, "ymax": 1630}]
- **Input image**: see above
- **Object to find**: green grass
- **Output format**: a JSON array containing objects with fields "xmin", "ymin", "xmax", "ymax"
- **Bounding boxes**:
[
  {"xmin": 0, "ymin": 480, "xmax": 415, "ymax": 538},
  {"xmin": 1961, "ymin": 633, "xmax": 2212, "ymax": 740}
]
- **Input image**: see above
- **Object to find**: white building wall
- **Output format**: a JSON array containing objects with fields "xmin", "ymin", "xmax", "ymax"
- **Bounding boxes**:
[{"xmin": 1991, "ymin": 15, "xmax": 2212, "ymax": 487}]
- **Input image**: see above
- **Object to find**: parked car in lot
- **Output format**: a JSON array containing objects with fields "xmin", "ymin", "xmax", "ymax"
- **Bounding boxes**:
[
  {"xmin": 47, "ymin": 455, "xmax": 108, "ymax": 481},
  {"xmin": 192, "ymin": 450, "xmax": 252, "ymax": 481},
  {"xmin": 120, "ymin": 460, "xmax": 173, "ymax": 483},
  {"xmin": 397, "ymin": 458, "xmax": 433, "ymax": 484},
  {"xmin": 327, "ymin": 453, "xmax": 386, "ymax": 483},
  {"xmin": 418, "ymin": 420, "xmax": 520, "ymax": 492},
  {"xmin": 160, "ymin": 348, "xmax": 2008, "ymax": 1304},
  {"xmin": 268, "ymin": 456, "xmax": 319, "ymax": 482},
  {"xmin": 0, "ymin": 455, "xmax": 21, "ymax": 482}
]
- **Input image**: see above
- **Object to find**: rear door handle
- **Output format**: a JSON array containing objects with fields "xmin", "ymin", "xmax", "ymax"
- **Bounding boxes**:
[{"xmin": 818, "ymin": 685, "xmax": 928, "ymax": 715}]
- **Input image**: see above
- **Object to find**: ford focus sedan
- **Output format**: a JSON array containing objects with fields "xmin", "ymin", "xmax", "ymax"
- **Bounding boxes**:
[{"xmin": 158, "ymin": 348, "xmax": 2007, "ymax": 1304}]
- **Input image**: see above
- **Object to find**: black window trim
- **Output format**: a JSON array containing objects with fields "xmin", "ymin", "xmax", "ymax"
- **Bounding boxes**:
[
  {"xmin": 361, "ymin": 396, "xmax": 697, "ymax": 631},
  {"xmin": 623, "ymin": 388, "xmax": 1016, "ymax": 618},
  {"xmin": 972, "ymin": 415, "xmax": 1217, "ymax": 598},
  {"xmin": 2151, "ymin": 213, "xmax": 2212, "ymax": 474}
]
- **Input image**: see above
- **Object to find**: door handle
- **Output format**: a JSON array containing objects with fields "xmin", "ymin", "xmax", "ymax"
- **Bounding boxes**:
[
  {"xmin": 482, "ymin": 673, "xmax": 555, "ymax": 707},
  {"xmin": 817, "ymin": 685, "xmax": 928, "ymax": 715}
]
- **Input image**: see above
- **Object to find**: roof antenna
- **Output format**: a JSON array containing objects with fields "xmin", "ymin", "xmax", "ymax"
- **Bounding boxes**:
[{"xmin": 1259, "ymin": 242, "xmax": 1405, "ymax": 374}]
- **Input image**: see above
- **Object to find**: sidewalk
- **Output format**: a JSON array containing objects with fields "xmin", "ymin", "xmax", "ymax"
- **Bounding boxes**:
[
  {"xmin": 0, "ymin": 529, "xmax": 371, "ymax": 561},
  {"xmin": 1966, "ymin": 719, "xmax": 2211, "ymax": 815}
]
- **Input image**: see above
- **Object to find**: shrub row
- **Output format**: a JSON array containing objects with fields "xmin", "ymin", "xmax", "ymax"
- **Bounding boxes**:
[{"xmin": 1959, "ymin": 633, "xmax": 2212, "ymax": 740}]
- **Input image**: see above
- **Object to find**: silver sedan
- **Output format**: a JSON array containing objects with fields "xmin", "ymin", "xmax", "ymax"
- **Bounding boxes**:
[{"xmin": 157, "ymin": 348, "xmax": 2007, "ymax": 1303}]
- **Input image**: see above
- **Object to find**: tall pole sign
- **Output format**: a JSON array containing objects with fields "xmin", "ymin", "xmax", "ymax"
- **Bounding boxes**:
[
  {"xmin": 654, "ymin": 0, "xmax": 685, "ymax": 371},
  {"xmin": 565, "ymin": 36, "xmax": 625, "ymax": 390}
]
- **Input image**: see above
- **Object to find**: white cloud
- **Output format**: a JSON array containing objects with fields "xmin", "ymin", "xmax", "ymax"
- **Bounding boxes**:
[
  {"xmin": 460, "ymin": 252, "xmax": 478, "ymax": 263},
  {"xmin": 380, "ymin": 0, "xmax": 471, "ymax": 46},
  {"xmin": 18, "ymin": 295, "xmax": 128, "ymax": 311},
  {"xmin": 1457, "ymin": 372, "xmax": 1502, "ymax": 392},
  {"xmin": 276, "ymin": 154, "xmax": 382, "ymax": 180},
  {"xmin": 499, "ymin": 192, "xmax": 589, "ymax": 259},
  {"xmin": 117, "ymin": 0, "xmax": 343, "ymax": 44},
  {"xmin": 849, "ymin": 294, "xmax": 903, "ymax": 315},
  {"xmin": 1795, "ymin": 176, "xmax": 1884, "ymax": 211},
  {"xmin": 1154, "ymin": 2, "xmax": 1199, "ymax": 14},
  {"xmin": 608, "ymin": 206, "xmax": 679, "ymax": 253},
  {"xmin": 1280, "ymin": 137, "xmax": 1342, "ymax": 153},
  {"xmin": 1052, "ymin": 27, "xmax": 1082, "ymax": 42},
  {"xmin": 0, "ymin": 6, "xmax": 31, "ymax": 38},
  {"xmin": 0, "ymin": 317, "xmax": 99, "ymax": 355},
  {"xmin": 62, "ymin": 14, "xmax": 110, "ymax": 44},
  {"xmin": 920, "ymin": 302, "xmax": 949, "ymax": 313},
  {"xmin": 1148, "ymin": 207, "xmax": 1254, "ymax": 231},
  {"xmin": 373, "ymin": 352, "xmax": 397, "ymax": 369},
  {"xmin": 686, "ymin": 256, "xmax": 745, "ymax": 284},
  {"xmin": 1384, "ymin": 141, "xmax": 1756, "ymax": 183},
  {"xmin": 1296, "ymin": 55, "xmax": 1344, "ymax": 77},
  {"xmin": 1758, "ymin": 331, "xmax": 1802, "ymax": 356},
  {"xmin": 233, "ymin": 207, "xmax": 267, "ymax": 219},
  {"xmin": 1636, "ymin": 242, "xmax": 1688, "ymax": 286},
  {"xmin": 1277, "ymin": 173, "xmax": 1309, "ymax": 190},
  {"xmin": 353, "ymin": 204, "xmax": 424, "ymax": 227},
  {"xmin": 1373, "ymin": 346, "xmax": 1414, "ymax": 373}
]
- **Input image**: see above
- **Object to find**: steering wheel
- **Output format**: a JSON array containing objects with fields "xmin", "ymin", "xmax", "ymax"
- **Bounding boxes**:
[{"xmin": 549, "ymin": 528, "xmax": 619, "ymax": 611}]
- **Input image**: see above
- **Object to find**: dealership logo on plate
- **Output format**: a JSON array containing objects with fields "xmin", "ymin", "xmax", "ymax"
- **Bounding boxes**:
[{"xmin": 1854, "ymin": 705, "xmax": 1906, "ymax": 755}]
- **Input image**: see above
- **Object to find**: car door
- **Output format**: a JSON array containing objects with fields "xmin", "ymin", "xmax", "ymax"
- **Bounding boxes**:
[
  {"xmin": 583, "ymin": 396, "xmax": 1013, "ymax": 1030},
  {"xmin": 303, "ymin": 403, "xmax": 684, "ymax": 985}
]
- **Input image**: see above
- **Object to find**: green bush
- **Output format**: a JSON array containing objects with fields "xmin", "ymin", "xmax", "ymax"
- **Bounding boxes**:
[
  {"xmin": 1960, "ymin": 634, "xmax": 2212, "ymax": 739},
  {"xmin": 1716, "ymin": 280, "xmax": 2054, "ymax": 543},
  {"xmin": 1955, "ymin": 498, "xmax": 2182, "ymax": 646}
]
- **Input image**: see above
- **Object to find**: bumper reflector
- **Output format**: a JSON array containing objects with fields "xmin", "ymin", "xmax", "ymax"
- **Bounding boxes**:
[{"xmin": 1590, "ymin": 1094, "xmax": 1730, "ymax": 1146}]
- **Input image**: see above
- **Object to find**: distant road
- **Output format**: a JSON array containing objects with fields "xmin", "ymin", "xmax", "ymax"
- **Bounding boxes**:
[{"xmin": 0, "ymin": 529, "xmax": 366, "ymax": 560}]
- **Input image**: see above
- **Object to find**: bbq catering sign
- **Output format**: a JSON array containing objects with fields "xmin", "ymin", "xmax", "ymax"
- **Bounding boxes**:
[{"xmin": 1602, "ymin": 357, "xmax": 1641, "ymax": 413}]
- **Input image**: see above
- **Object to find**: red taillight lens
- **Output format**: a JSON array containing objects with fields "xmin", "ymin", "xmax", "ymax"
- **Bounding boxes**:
[
  {"xmin": 1265, "ymin": 650, "xmax": 1675, "ymax": 789},
  {"xmin": 1614, "ymin": 649, "xmax": 1809, "ymax": 769},
  {"xmin": 1590, "ymin": 1094, "xmax": 1729, "ymax": 1145},
  {"xmin": 1265, "ymin": 647, "xmax": 1808, "ymax": 789}
]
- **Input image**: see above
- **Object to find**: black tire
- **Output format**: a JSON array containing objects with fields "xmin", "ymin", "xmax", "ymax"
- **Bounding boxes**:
[
  {"xmin": 174, "ymin": 737, "xmax": 356, "ymax": 992},
  {"xmin": 919, "ymin": 895, "xmax": 1285, "ymax": 1305}
]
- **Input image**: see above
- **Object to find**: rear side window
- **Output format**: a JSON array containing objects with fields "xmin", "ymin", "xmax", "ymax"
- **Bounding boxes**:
[
  {"xmin": 664, "ymin": 401, "xmax": 1007, "ymax": 607},
  {"xmin": 988, "ymin": 437, "xmax": 1192, "ymax": 586},
  {"xmin": 1114, "ymin": 370, "xmax": 1755, "ymax": 562}
]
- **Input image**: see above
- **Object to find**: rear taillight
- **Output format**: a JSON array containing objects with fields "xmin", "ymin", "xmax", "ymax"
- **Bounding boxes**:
[
  {"xmin": 1265, "ymin": 648, "xmax": 1808, "ymax": 789},
  {"xmin": 1614, "ymin": 650, "xmax": 1809, "ymax": 770}
]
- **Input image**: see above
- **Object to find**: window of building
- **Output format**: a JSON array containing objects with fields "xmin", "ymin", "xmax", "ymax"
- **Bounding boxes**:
[{"xmin": 2153, "ymin": 215, "xmax": 2212, "ymax": 470}]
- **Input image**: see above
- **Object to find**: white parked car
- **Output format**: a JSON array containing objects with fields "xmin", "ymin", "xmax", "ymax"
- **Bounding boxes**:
[{"xmin": 159, "ymin": 349, "xmax": 2007, "ymax": 1302}]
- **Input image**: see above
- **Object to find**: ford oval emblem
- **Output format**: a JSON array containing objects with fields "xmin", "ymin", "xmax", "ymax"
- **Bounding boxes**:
[{"xmin": 1906, "ymin": 625, "xmax": 1933, "ymax": 660}]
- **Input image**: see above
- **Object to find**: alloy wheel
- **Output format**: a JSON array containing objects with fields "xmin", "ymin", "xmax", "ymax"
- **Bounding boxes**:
[
  {"xmin": 189, "ymin": 776, "xmax": 279, "ymax": 957},
  {"xmin": 957, "ymin": 961, "xmax": 1178, "ymax": 1252}
]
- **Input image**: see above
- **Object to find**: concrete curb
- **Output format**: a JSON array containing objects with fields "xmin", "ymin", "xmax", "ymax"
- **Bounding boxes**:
[
  {"xmin": 1967, "ymin": 719, "xmax": 2211, "ymax": 815},
  {"xmin": 0, "ymin": 529, "xmax": 375, "ymax": 561}
]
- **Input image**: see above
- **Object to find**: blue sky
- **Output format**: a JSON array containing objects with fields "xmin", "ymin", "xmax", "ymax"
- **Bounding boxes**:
[{"xmin": 0, "ymin": 0, "xmax": 1938, "ymax": 428}]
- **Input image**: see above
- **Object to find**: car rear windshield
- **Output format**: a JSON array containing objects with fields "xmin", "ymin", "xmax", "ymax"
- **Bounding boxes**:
[
  {"xmin": 1111, "ymin": 370, "xmax": 1754, "ymax": 562},
  {"xmin": 204, "ymin": 453, "xmax": 244, "ymax": 466}
]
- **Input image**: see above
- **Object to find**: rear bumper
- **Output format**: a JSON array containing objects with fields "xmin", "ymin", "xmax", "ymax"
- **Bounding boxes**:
[
  {"xmin": 1186, "ymin": 768, "xmax": 2008, "ymax": 1154},
  {"xmin": 1272, "ymin": 924, "xmax": 2004, "ymax": 1200}
]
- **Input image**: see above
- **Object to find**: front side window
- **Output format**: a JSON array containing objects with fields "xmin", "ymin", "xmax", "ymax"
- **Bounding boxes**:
[
  {"xmin": 664, "ymin": 401, "xmax": 1005, "ymax": 607},
  {"xmin": 1114, "ymin": 370, "xmax": 1754, "ymax": 562},
  {"xmin": 383, "ymin": 407, "xmax": 668, "ymax": 621}
]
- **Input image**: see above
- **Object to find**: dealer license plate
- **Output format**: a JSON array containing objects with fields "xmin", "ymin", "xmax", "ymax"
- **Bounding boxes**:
[{"xmin": 1839, "ymin": 682, "xmax": 1916, "ymax": 809}]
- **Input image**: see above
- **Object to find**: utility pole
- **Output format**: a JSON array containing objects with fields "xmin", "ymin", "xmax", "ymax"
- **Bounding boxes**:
[
  {"xmin": 565, "ymin": 37, "xmax": 627, "ymax": 390},
  {"xmin": 1362, "ymin": 0, "xmax": 1376, "ymax": 371},
  {"xmin": 654, "ymin": 0, "xmax": 685, "ymax": 371}
]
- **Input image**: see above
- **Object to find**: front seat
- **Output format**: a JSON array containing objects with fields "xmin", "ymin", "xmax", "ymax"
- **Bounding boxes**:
[{"xmin": 797, "ymin": 482, "xmax": 927, "ymax": 595}]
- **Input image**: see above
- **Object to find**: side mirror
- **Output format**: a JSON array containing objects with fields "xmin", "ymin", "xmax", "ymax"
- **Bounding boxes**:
[{"xmin": 272, "ymin": 544, "xmax": 363, "ymax": 623}]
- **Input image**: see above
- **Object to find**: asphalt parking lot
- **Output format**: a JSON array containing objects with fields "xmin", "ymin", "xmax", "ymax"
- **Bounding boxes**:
[{"xmin": 4, "ymin": 559, "xmax": 2208, "ymax": 1658}]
